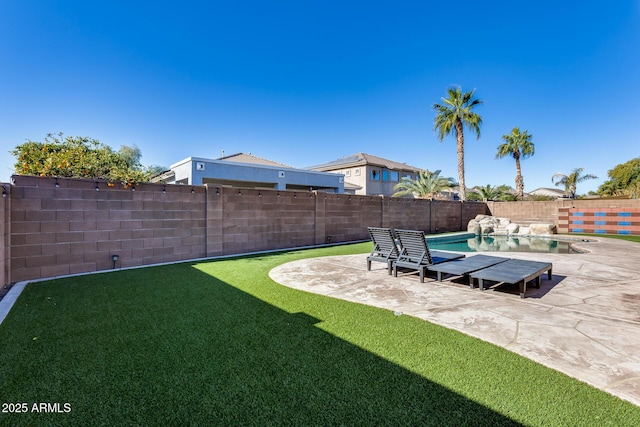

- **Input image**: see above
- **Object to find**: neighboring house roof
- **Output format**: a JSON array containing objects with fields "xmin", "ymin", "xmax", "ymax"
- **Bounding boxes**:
[
  {"xmin": 217, "ymin": 152, "xmax": 292, "ymax": 168},
  {"xmin": 308, "ymin": 152, "xmax": 422, "ymax": 172},
  {"xmin": 528, "ymin": 187, "xmax": 566, "ymax": 197},
  {"xmin": 343, "ymin": 181, "xmax": 363, "ymax": 191}
]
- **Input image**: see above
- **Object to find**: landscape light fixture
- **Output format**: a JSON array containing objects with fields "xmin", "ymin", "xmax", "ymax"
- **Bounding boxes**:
[
  {"xmin": 191, "ymin": 187, "xmax": 195, "ymax": 194},
  {"xmin": 162, "ymin": 185, "xmax": 166, "ymax": 193},
  {"xmin": 95, "ymin": 182, "xmax": 99, "ymax": 191},
  {"xmin": 55, "ymin": 178, "xmax": 60, "ymax": 188},
  {"xmin": 131, "ymin": 184, "xmax": 135, "ymax": 192},
  {"xmin": 1, "ymin": 185, "xmax": 6, "ymax": 198},
  {"xmin": 111, "ymin": 254, "xmax": 119, "ymax": 269}
]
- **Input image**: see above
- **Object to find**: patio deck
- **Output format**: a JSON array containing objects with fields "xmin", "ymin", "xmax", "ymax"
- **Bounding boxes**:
[{"xmin": 269, "ymin": 237, "xmax": 640, "ymax": 407}]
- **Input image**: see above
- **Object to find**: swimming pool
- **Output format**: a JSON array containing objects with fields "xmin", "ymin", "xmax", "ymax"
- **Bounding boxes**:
[{"xmin": 428, "ymin": 235, "xmax": 579, "ymax": 254}]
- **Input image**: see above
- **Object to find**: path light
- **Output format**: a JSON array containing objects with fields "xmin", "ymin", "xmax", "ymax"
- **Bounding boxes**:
[
  {"xmin": 55, "ymin": 178, "xmax": 60, "ymax": 188},
  {"xmin": 111, "ymin": 254, "xmax": 119, "ymax": 269},
  {"xmin": 1, "ymin": 185, "xmax": 6, "ymax": 198},
  {"xmin": 95, "ymin": 182, "xmax": 99, "ymax": 191},
  {"xmin": 162, "ymin": 185, "xmax": 166, "ymax": 193}
]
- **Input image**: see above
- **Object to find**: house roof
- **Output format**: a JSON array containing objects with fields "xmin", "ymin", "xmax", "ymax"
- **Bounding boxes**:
[
  {"xmin": 217, "ymin": 152, "xmax": 292, "ymax": 168},
  {"xmin": 528, "ymin": 187, "xmax": 566, "ymax": 197},
  {"xmin": 308, "ymin": 152, "xmax": 422, "ymax": 172}
]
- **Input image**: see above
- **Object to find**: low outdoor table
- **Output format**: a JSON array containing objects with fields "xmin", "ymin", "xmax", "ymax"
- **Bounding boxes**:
[
  {"xmin": 427, "ymin": 254, "xmax": 510, "ymax": 286},
  {"xmin": 469, "ymin": 259, "xmax": 553, "ymax": 298}
]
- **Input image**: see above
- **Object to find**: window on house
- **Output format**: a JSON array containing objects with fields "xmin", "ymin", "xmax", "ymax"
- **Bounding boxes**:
[
  {"xmin": 371, "ymin": 170, "xmax": 380, "ymax": 181},
  {"xmin": 345, "ymin": 170, "xmax": 351, "ymax": 177},
  {"xmin": 354, "ymin": 169, "xmax": 361, "ymax": 176},
  {"xmin": 382, "ymin": 170, "xmax": 389, "ymax": 181},
  {"xmin": 391, "ymin": 171, "xmax": 399, "ymax": 181},
  {"xmin": 403, "ymin": 173, "xmax": 413, "ymax": 180}
]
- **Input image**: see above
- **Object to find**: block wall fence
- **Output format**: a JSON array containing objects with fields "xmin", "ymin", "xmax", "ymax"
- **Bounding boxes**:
[
  {"xmin": 2, "ymin": 176, "xmax": 489, "ymax": 287},
  {"xmin": 486, "ymin": 199, "xmax": 640, "ymax": 234},
  {"xmin": 4, "ymin": 176, "xmax": 637, "ymax": 288}
]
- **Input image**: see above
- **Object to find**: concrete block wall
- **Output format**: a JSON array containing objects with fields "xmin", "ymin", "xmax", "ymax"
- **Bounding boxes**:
[
  {"xmin": 488, "ymin": 199, "xmax": 640, "ymax": 233},
  {"xmin": 383, "ymin": 197, "xmax": 431, "ymax": 232},
  {"xmin": 208, "ymin": 187, "xmax": 317, "ymax": 255},
  {"xmin": 323, "ymin": 194, "xmax": 383, "ymax": 243},
  {"xmin": 1, "ymin": 183, "xmax": 8, "ymax": 287},
  {"xmin": 2, "ymin": 176, "xmax": 489, "ymax": 286},
  {"xmin": 485, "ymin": 201, "xmax": 558, "ymax": 225},
  {"xmin": 558, "ymin": 207, "xmax": 640, "ymax": 235},
  {"xmin": 9, "ymin": 176, "xmax": 206, "ymax": 283}
]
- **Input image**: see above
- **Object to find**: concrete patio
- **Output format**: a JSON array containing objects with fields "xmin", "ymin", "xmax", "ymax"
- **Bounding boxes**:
[{"xmin": 269, "ymin": 237, "xmax": 640, "ymax": 407}]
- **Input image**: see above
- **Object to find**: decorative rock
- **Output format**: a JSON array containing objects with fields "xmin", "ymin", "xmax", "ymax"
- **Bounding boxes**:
[
  {"xmin": 518, "ymin": 226, "xmax": 530, "ymax": 235},
  {"xmin": 479, "ymin": 222, "xmax": 494, "ymax": 234},
  {"xmin": 529, "ymin": 223, "xmax": 557, "ymax": 235},
  {"xmin": 467, "ymin": 221, "xmax": 481, "ymax": 234},
  {"xmin": 497, "ymin": 217, "xmax": 511, "ymax": 227},
  {"xmin": 467, "ymin": 215, "xmax": 557, "ymax": 236},
  {"xmin": 506, "ymin": 223, "xmax": 519, "ymax": 234}
]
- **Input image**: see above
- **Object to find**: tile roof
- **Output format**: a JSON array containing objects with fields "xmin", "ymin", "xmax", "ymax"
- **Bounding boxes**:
[
  {"xmin": 308, "ymin": 152, "xmax": 422, "ymax": 172},
  {"xmin": 217, "ymin": 152, "xmax": 292, "ymax": 168}
]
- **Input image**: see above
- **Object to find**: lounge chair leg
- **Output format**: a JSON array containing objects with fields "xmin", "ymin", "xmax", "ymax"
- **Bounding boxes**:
[
  {"xmin": 367, "ymin": 260, "xmax": 371, "ymax": 271},
  {"xmin": 519, "ymin": 280, "xmax": 526, "ymax": 298},
  {"xmin": 419, "ymin": 268, "xmax": 425, "ymax": 283},
  {"xmin": 547, "ymin": 269, "xmax": 552, "ymax": 280},
  {"xmin": 478, "ymin": 278, "xmax": 485, "ymax": 291},
  {"xmin": 468, "ymin": 276, "xmax": 474, "ymax": 289},
  {"xmin": 535, "ymin": 276, "xmax": 541, "ymax": 289}
]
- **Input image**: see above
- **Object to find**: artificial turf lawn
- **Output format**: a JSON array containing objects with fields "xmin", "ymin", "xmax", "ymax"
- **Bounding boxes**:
[{"xmin": 1, "ymin": 242, "xmax": 639, "ymax": 426}]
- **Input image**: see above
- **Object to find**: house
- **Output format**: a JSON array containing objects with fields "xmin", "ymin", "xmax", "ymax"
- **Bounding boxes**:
[
  {"xmin": 528, "ymin": 187, "xmax": 567, "ymax": 198},
  {"xmin": 152, "ymin": 153, "xmax": 344, "ymax": 193},
  {"xmin": 308, "ymin": 153, "xmax": 422, "ymax": 196}
]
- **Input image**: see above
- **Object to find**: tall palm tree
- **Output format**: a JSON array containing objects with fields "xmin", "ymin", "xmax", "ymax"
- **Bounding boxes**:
[
  {"xmin": 496, "ymin": 127, "xmax": 535, "ymax": 200},
  {"xmin": 552, "ymin": 168, "xmax": 598, "ymax": 198},
  {"xmin": 433, "ymin": 86, "xmax": 483, "ymax": 201},
  {"xmin": 392, "ymin": 170, "xmax": 456, "ymax": 199}
]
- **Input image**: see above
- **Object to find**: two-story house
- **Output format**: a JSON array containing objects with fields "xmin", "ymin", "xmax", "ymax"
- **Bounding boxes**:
[{"xmin": 308, "ymin": 153, "xmax": 422, "ymax": 197}]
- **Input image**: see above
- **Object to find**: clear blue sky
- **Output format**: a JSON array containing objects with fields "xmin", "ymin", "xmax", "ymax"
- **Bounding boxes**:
[{"xmin": 2, "ymin": 1, "xmax": 639, "ymax": 194}]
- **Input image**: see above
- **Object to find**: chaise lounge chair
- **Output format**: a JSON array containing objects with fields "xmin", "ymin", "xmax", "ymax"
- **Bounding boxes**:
[
  {"xmin": 393, "ymin": 229, "xmax": 465, "ymax": 282},
  {"xmin": 367, "ymin": 227, "xmax": 400, "ymax": 274},
  {"xmin": 469, "ymin": 259, "xmax": 553, "ymax": 298},
  {"xmin": 427, "ymin": 254, "xmax": 510, "ymax": 286}
]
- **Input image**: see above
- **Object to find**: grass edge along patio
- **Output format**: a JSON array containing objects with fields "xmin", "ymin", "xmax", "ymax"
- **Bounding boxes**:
[{"xmin": 2, "ymin": 241, "xmax": 640, "ymax": 425}]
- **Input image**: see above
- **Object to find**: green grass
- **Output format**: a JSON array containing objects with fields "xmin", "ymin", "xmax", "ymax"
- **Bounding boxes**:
[
  {"xmin": 1, "ymin": 242, "xmax": 639, "ymax": 426},
  {"xmin": 573, "ymin": 233, "xmax": 640, "ymax": 243}
]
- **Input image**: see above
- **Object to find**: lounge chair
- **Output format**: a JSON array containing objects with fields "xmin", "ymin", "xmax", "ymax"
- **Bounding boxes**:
[
  {"xmin": 366, "ymin": 227, "xmax": 400, "ymax": 274},
  {"xmin": 469, "ymin": 259, "xmax": 553, "ymax": 298},
  {"xmin": 427, "ymin": 254, "xmax": 510, "ymax": 287},
  {"xmin": 393, "ymin": 229, "xmax": 465, "ymax": 282}
]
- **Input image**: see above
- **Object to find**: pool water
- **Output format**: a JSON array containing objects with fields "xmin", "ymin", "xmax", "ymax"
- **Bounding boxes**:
[{"xmin": 428, "ymin": 235, "xmax": 578, "ymax": 254}]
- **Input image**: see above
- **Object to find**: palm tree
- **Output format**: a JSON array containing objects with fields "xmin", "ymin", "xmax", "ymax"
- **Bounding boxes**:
[
  {"xmin": 468, "ymin": 184, "xmax": 517, "ymax": 201},
  {"xmin": 496, "ymin": 127, "xmax": 535, "ymax": 200},
  {"xmin": 469, "ymin": 185, "xmax": 503, "ymax": 201},
  {"xmin": 392, "ymin": 170, "xmax": 456, "ymax": 199},
  {"xmin": 552, "ymin": 168, "xmax": 598, "ymax": 198},
  {"xmin": 433, "ymin": 86, "xmax": 483, "ymax": 201}
]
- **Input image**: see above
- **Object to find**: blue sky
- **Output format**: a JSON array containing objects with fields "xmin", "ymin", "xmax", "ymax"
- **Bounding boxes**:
[{"xmin": 2, "ymin": 1, "xmax": 639, "ymax": 194}]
